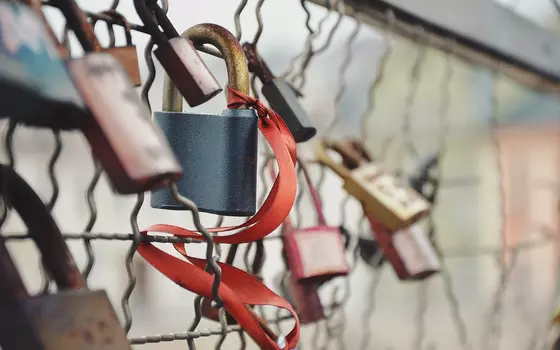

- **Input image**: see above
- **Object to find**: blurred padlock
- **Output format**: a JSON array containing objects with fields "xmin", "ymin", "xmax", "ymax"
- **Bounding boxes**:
[
  {"xmin": 53, "ymin": 0, "xmax": 182, "ymax": 194},
  {"xmin": 276, "ymin": 272, "xmax": 324, "ymax": 325},
  {"xmin": 409, "ymin": 152, "xmax": 440, "ymax": 203},
  {"xmin": 366, "ymin": 214, "xmax": 439, "ymax": 281},
  {"xmin": 243, "ymin": 42, "xmax": 316, "ymax": 143},
  {"xmin": 134, "ymin": 0, "xmax": 221, "ymax": 106},
  {"xmin": 316, "ymin": 139, "xmax": 430, "ymax": 232},
  {"xmin": 0, "ymin": 1, "xmax": 87, "ymax": 129},
  {"xmin": 101, "ymin": 10, "xmax": 142, "ymax": 87},
  {"xmin": 151, "ymin": 24, "xmax": 258, "ymax": 216},
  {"xmin": 0, "ymin": 165, "xmax": 131, "ymax": 350}
]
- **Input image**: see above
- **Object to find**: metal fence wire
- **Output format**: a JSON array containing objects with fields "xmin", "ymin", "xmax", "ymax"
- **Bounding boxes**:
[{"xmin": 1, "ymin": 0, "xmax": 559, "ymax": 349}]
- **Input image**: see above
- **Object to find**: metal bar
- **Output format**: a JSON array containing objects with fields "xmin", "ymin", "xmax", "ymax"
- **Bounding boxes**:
[{"xmin": 307, "ymin": 0, "xmax": 560, "ymax": 92}]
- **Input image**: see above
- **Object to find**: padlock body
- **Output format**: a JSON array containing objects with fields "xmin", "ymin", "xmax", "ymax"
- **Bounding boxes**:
[
  {"xmin": 368, "ymin": 217, "xmax": 439, "ymax": 281},
  {"xmin": 345, "ymin": 162, "xmax": 430, "ymax": 231},
  {"xmin": 151, "ymin": 109, "xmax": 258, "ymax": 216},
  {"xmin": 68, "ymin": 53, "xmax": 183, "ymax": 194},
  {"xmin": 262, "ymin": 78, "xmax": 316, "ymax": 143},
  {"xmin": 105, "ymin": 45, "xmax": 142, "ymax": 87},
  {"xmin": 0, "ymin": 2, "xmax": 86, "ymax": 129},
  {"xmin": 0, "ymin": 290, "xmax": 131, "ymax": 350},
  {"xmin": 284, "ymin": 225, "xmax": 349, "ymax": 284},
  {"xmin": 288, "ymin": 276, "xmax": 325, "ymax": 324},
  {"xmin": 154, "ymin": 37, "xmax": 222, "ymax": 107}
]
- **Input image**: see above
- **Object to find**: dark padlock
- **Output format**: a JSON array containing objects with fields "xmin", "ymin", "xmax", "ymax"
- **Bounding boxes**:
[
  {"xmin": 134, "ymin": 0, "xmax": 221, "ymax": 106},
  {"xmin": 367, "ymin": 214, "xmax": 440, "ymax": 281},
  {"xmin": 0, "ymin": 165, "xmax": 131, "ymax": 350},
  {"xmin": 54, "ymin": 0, "xmax": 183, "ymax": 194},
  {"xmin": 0, "ymin": 1, "xmax": 87, "ymax": 129},
  {"xmin": 243, "ymin": 42, "xmax": 316, "ymax": 143},
  {"xmin": 276, "ymin": 272, "xmax": 324, "ymax": 325},
  {"xmin": 151, "ymin": 23, "xmax": 258, "ymax": 216},
  {"xmin": 357, "ymin": 236, "xmax": 386, "ymax": 268},
  {"xmin": 409, "ymin": 152, "xmax": 440, "ymax": 204},
  {"xmin": 102, "ymin": 10, "xmax": 142, "ymax": 87}
]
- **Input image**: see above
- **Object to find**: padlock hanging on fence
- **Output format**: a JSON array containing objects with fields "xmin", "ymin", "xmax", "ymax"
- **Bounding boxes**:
[
  {"xmin": 150, "ymin": 23, "xmax": 259, "ymax": 216},
  {"xmin": 275, "ymin": 271, "xmax": 325, "ymax": 325},
  {"xmin": 243, "ymin": 42, "xmax": 317, "ymax": 143},
  {"xmin": 315, "ymin": 139, "xmax": 430, "ymax": 231},
  {"xmin": 134, "ymin": 0, "xmax": 222, "ymax": 106},
  {"xmin": 0, "ymin": 165, "xmax": 131, "ymax": 350},
  {"xmin": 50, "ymin": 0, "xmax": 183, "ymax": 194},
  {"xmin": 0, "ymin": 1, "xmax": 88, "ymax": 130},
  {"xmin": 98, "ymin": 10, "xmax": 142, "ymax": 87},
  {"xmin": 315, "ymin": 139, "xmax": 439, "ymax": 280}
]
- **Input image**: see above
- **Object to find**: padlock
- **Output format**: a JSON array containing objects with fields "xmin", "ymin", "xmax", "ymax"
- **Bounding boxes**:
[
  {"xmin": 0, "ymin": 1, "xmax": 87, "ymax": 129},
  {"xmin": 367, "ymin": 214, "xmax": 440, "ymax": 281},
  {"xmin": 54, "ymin": 0, "xmax": 183, "ymax": 194},
  {"xmin": 102, "ymin": 10, "xmax": 142, "ymax": 87},
  {"xmin": 276, "ymin": 272, "xmax": 324, "ymax": 325},
  {"xmin": 409, "ymin": 152, "xmax": 440, "ymax": 203},
  {"xmin": 316, "ymin": 139, "xmax": 430, "ymax": 232},
  {"xmin": 0, "ymin": 164, "xmax": 131, "ymax": 350},
  {"xmin": 357, "ymin": 236, "xmax": 385, "ymax": 268},
  {"xmin": 243, "ymin": 42, "xmax": 316, "ymax": 143},
  {"xmin": 283, "ymin": 224, "xmax": 349, "ymax": 285},
  {"xmin": 151, "ymin": 23, "xmax": 258, "ymax": 216},
  {"xmin": 134, "ymin": 0, "xmax": 221, "ymax": 106}
]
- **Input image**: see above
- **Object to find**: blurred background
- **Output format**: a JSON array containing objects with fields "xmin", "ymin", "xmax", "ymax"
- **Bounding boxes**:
[{"xmin": 1, "ymin": 0, "xmax": 559, "ymax": 349}]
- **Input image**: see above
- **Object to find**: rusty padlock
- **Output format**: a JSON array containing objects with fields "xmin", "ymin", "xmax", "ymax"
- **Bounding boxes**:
[
  {"xmin": 134, "ymin": 0, "xmax": 221, "ymax": 106},
  {"xmin": 54, "ymin": 0, "xmax": 183, "ymax": 194},
  {"xmin": 315, "ymin": 139, "xmax": 430, "ymax": 232},
  {"xmin": 0, "ymin": 1, "xmax": 87, "ymax": 129},
  {"xmin": 276, "ymin": 272, "xmax": 324, "ymax": 325},
  {"xmin": 281, "ymin": 161, "xmax": 349, "ymax": 285},
  {"xmin": 0, "ymin": 165, "xmax": 131, "ymax": 350},
  {"xmin": 243, "ymin": 42, "xmax": 316, "ymax": 143},
  {"xmin": 151, "ymin": 24, "xmax": 258, "ymax": 216},
  {"xmin": 101, "ymin": 10, "xmax": 142, "ymax": 87},
  {"xmin": 366, "ymin": 214, "xmax": 440, "ymax": 281}
]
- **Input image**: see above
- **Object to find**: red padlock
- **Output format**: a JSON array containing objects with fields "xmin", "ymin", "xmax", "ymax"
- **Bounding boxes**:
[
  {"xmin": 366, "ymin": 214, "xmax": 440, "ymax": 281},
  {"xmin": 281, "ymin": 162, "xmax": 350, "ymax": 285},
  {"xmin": 277, "ymin": 272, "xmax": 325, "ymax": 325}
]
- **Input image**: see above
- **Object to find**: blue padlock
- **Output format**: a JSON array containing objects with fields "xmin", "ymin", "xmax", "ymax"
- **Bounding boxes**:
[{"xmin": 151, "ymin": 23, "xmax": 258, "ymax": 216}]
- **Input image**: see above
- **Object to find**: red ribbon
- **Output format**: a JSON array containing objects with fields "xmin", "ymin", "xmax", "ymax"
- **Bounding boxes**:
[{"xmin": 138, "ymin": 86, "xmax": 299, "ymax": 349}]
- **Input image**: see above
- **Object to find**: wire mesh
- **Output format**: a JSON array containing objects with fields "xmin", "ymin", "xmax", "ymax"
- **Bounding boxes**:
[{"xmin": 1, "ymin": 0, "xmax": 559, "ymax": 349}]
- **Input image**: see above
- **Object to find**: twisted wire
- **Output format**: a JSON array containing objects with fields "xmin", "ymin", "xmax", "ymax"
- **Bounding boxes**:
[
  {"xmin": 293, "ymin": 0, "xmax": 345, "ymax": 90},
  {"xmin": 426, "ymin": 38, "xmax": 472, "ymax": 350},
  {"xmin": 482, "ymin": 71, "xmax": 518, "ymax": 350},
  {"xmin": 121, "ymin": 14, "xmax": 160, "ymax": 332},
  {"xmin": 280, "ymin": 0, "xmax": 339, "ymax": 79},
  {"xmin": 358, "ymin": 255, "xmax": 384, "ymax": 350},
  {"xmin": 360, "ymin": 10, "xmax": 394, "ymax": 148},
  {"xmin": 301, "ymin": 0, "xmax": 314, "ymax": 35},
  {"xmin": 233, "ymin": 0, "xmax": 248, "ymax": 41}
]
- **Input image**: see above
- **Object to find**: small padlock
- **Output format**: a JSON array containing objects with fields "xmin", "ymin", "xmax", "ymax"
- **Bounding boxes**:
[
  {"xmin": 357, "ymin": 236, "xmax": 385, "ymax": 268},
  {"xmin": 409, "ymin": 152, "xmax": 440, "ymax": 203},
  {"xmin": 151, "ymin": 23, "xmax": 258, "ymax": 216},
  {"xmin": 284, "ymin": 225, "xmax": 350, "ymax": 285},
  {"xmin": 102, "ymin": 10, "xmax": 142, "ymax": 87},
  {"xmin": 134, "ymin": 0, "xmax": 221, "ymax": 106},
  {"xmin": 277, "ymin": 160, "xmax": 349, "ymax": 284},
  {"xmin": 243, "ymin": 42, "xmax": 316, "ymax": 143},
  {"xmin": 0, "ymin": 165, "xmax": 131, "ymax": 350},
  {"xmin": 277, "ymin": 272, "xmax": 324, "ymax": 325},
  {"xmin": 316, "ymin": 139, "xmax": 430, "ymax": 232},
  {"xmin": 54, "ymin": 0, "xmax": 183, "ymax": 194},
  {"xmin": 367, "ymin": 214, "xmax": 440, "ymax": 281},
  {"xmin": 0, "ymin": 1, "xmax": 87, "ymax": 129}
]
